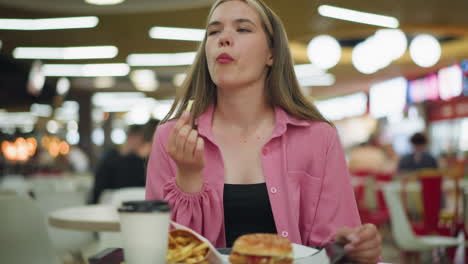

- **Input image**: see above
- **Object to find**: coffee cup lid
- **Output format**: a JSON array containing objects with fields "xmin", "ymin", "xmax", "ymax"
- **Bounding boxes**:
[{"xmin": 118, "ymin": 200, "xmax": 171, "ymax": 213}]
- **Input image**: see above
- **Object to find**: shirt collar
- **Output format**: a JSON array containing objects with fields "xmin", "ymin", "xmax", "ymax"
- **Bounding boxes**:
[{"xmin": 195, "ymin": 104, "xmax": 311, "ymax": 143}]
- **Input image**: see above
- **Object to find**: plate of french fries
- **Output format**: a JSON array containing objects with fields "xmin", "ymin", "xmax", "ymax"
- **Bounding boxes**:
[
  {"xmin": 167, "ymin": 229, "xmax": 209, "ymax": 264},
  {"xmin": 168, "ymin": 221, "xmax": 224, "ymax": 264}
]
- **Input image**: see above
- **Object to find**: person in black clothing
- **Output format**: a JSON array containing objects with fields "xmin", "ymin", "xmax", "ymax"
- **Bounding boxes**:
[
  {"xmin": 398, "ymin": 132, "xmax": 438, "ymax": 173},
  {"xmin": 89, "ymin": 120, "xmax": 159, "ymax": 204}
]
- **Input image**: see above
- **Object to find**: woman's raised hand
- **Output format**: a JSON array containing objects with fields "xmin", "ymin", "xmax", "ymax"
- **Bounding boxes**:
[{"xmin": 167, "ymin": 111, "xmax": 205, "ymax": 193}]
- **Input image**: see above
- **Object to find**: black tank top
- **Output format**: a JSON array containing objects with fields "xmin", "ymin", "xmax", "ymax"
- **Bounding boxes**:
[{"xmin": 223, "ymin": 183, "xmax": 277, "ymax": 247}]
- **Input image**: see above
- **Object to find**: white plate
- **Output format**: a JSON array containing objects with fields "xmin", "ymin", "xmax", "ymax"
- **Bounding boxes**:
[{"xmin": 292, "ymin": 243, "xmax": 319, "ymax": 259}]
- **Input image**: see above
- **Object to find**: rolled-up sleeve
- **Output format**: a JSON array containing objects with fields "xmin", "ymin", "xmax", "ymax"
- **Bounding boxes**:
[
  {"xmin": 308, "ymin": 129, "xmax": 361, "ymax": 246},
  {"xmin": 145, "ymin": 124, "xmax": 224, "ymax": 246}
]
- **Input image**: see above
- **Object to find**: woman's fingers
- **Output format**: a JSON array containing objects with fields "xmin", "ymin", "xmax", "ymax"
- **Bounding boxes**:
[
  {"xmin": 194, "ymin": 138, "xmax": 204, "ymax": 164},
  {"xmin": 184, "ymin": 130, "xmax": 199, "ymax": 157},
  {"xmin": 343, "ymin": 224, "xmax": 381, "ymax": 264},
  {"xmin": 175, "ymin": 125, "xmax": 191, "ymax": 159},
  {"xmin": 168, "ymin": 111, "xmax": 190, "ymax": 153}
]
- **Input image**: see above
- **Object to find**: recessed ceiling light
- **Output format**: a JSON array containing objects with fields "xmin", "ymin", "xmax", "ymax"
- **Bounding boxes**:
[
  {"xmin": 42, "ymin": 63, "xmax": 130, "ymax": 77},
  {"xmin": 0, "ymin": 17, "xmax": 98, "ymax": 30},
  {"xmin": 127, "ymin": 52, "xmax": 197, "ymax": 66},
  {"xmin": 13, "ymin": 46, "xmax": 118, "ymax": 60},
  {"xmin": 149, "ymin": 26, "xmax": 205, "ymax": 41},
  {"xmin": 85, "ymin": 0, "xmax": 125, "ymax": 6},
  {"xmin": 318, "ymin": 5, "xmax": 399, "ymax": 28}
]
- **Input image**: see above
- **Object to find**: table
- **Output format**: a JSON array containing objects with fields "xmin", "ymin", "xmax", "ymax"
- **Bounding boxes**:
[{"xmin": 49, "ymin": 204, "xmax": 120, "ymax": 232}]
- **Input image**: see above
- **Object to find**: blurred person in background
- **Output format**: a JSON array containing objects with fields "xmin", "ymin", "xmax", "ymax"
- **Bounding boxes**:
[
  {"xmin": 89, "ymin": 120, "xmax": 159, "ymax": 204},
  {"xmin": 398, "ymin": 132, "xmax": 438, "ymax": 173},
  {"xmin": 146, "ymin": 0, "xmax": 381, "ymax": 263}
]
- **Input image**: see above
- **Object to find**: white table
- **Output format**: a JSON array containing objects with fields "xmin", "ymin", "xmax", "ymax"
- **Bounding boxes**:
[{"xmin": 49, "ymin": 204, "xmax": 120, "ymax": 232}]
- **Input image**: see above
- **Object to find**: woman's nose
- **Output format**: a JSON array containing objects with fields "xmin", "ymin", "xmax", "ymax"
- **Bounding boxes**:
[{"xmin": 218, "ymin": 32, "xmax": 233, "ymax": 47}]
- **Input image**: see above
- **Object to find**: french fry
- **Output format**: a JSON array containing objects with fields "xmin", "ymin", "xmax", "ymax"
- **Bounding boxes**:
[
  {"xmin": 186, "ymin": 100, "xmax": 194, "ymax": 112},
  {"xmin": 166, "ymin": 229, "xmax": 209, "ymax": 264}
]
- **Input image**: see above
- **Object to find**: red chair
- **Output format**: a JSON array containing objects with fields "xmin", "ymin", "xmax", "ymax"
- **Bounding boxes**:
[
  {"xmin": 412, "ymin": 175, "xmax": 443, "ymax": 235},
  {"xmin": 352, "ymin": 170, "xmax": 391, "ymax": 227}
]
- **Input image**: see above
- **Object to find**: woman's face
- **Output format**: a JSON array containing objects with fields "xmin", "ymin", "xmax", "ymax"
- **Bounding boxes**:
[{"xmin": 205, "ymin": 0, "xmax": 273, "ymax": 90}]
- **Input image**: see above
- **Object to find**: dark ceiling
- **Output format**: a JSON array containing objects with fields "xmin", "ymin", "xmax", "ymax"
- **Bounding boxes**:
[{"xmin": 0, "ymin": 0, "xmax": 468, "ymax": 109}]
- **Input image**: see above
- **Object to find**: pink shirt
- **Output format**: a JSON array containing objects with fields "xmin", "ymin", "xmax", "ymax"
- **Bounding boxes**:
[{"xmin": 146, "ymin": 105, "xmax": 361, "ymax": 248}]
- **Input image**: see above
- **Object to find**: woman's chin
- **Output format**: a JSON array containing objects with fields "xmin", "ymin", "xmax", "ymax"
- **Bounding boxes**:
[{"xmin": 214, "ymin": 78, "xmax": 244, "ymax": 89}]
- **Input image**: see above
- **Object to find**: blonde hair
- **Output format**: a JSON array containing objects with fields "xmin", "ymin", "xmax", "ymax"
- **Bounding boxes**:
[{"xmin": 162, "ymin": 0, "xmax": 331, "ymax": 126}]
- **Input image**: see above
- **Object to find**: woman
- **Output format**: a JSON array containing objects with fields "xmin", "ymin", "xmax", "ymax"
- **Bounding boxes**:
[{"xmin": 146, "ymin": 0, "xmax": 381, "ymax": 262}]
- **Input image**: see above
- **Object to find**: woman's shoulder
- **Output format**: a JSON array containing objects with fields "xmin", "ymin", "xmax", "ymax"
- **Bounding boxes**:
[{"xmin": 292, "ymin": 119, "xmax": 337, "ymax": 137}]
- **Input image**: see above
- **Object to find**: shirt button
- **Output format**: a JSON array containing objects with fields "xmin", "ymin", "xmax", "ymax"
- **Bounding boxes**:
[
  {"xmin": 270, "ymin": 187, "xmax": 277, "ymax": 194},
  {"xmin": 281, "ymin": 231, "xmax": 288, "ymax": 237}
]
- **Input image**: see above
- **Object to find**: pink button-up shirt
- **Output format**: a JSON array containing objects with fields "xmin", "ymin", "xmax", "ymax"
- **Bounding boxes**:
[{"xmin": 146, "ymin": 105, "xmax": 361, "ymax": 248}]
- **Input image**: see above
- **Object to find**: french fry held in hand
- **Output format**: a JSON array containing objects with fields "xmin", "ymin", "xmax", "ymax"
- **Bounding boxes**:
[
  {"xmin": 186, "ymin": 100, "xmax": 194, "ymax": 112},
  {"xmin": 167, "ymin": 229, "xmax": 209, "ymax": 264}
]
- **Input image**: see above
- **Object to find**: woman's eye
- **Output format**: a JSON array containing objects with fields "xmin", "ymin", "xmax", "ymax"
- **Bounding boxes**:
[
  {"xmin": 237, "ymin": 28, "xmax": 251, "ymax": 32},
  {"xmin": 208, "ymin": 30, "xmax": 219, "ymax": 36}
]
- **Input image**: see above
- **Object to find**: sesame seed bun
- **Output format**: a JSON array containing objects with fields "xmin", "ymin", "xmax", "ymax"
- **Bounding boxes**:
[{"xmin": 230, "ymin": 233, "xmax": 293, "ymax": 257}]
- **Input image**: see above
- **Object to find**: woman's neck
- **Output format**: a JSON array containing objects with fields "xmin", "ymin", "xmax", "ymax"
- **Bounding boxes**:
[{"xmin": 214, "ymin": 83, "xmax": 274, "ymax": 135}]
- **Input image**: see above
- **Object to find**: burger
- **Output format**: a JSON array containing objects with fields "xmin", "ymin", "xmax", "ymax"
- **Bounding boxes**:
[{"xmin": 229, "ymin": 233, "xmax": 293, "ymax": 264}]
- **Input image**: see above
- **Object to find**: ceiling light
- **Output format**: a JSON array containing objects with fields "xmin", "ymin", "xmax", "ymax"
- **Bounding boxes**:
[
  {"xmin": 130, "ymin": 69, "xmax": 159, "ymax": 91},
  {"xmin": 27, "ymin": 60, "xmax": 45, "ymax": 96},
  {"xmin": 352, "ymin": 38, "xmax": 390, "ymax": 74},
  {"xmin": 92, "ymin": 128, "xmax": 104, "ymax": 146},
  {"xmin": 56, "ymin": 77, "xmax": 71, "ymax": 95},
  {"xmin": 306, "ymin": 35, "xmax": 341, "ymax": 70},
  {"xmin": 85, "ymin": 0, "xmax": 125, "ymax": 5},
  {"xmin": 374, "ymin": 29, "xmax": 407, "ymax": 60},
  {"xmin": 30, "ymin": 104, "xmax": 52, "ymax": 117},
  {"xmin": 293, "ymin": 64, "xmax": 325, "ymax": 78},
  {"xmin": 127, "ymin": 52, "xmax": 196, "ymax": 66},
  {"xmin": 13, "ymin": 46, "xmax": 118, "ymax": 60},
  {"xmin": 370, "ymin": 77, "xmax": 407, "ymax": 118},
  {"xmin": 92, "ymin": 92, "xmax": 149, "ymax": 112},
  {"xmin": 297, "ymin": 73, "xmax": 336, "ymax": 87},
  {"xmin": 46, "ymin": 120, "xmax": 59, "ymax": 134},
  {"xmin": 66, "ymin": 131, "xmax": 80, "ymax": 145},
  {"xmin": 111, "ymin": 128, "xmax": 126, "ymax": 144},
  {"xmin": 0, "ymin": 16, "xmax": 98, "ymax": 30},
  {"xmin": 316, "ymin": 92, "xmax": 367, "ymax": 121},
  {"xmin": 318, "ymin": 5, "xmax": 399, "ymax": 28},
  {"xmin": 42, "ymin": 63, "xmax": 130, "ymax": 77},
  {"xmin": 149, "ymin": 26, "xmax": 205, "ymax": 41},
  {"xmin": 172, "ymin": 73, "xmax": 187, "ymax": 87},
  {"xmin": 409, "ymin": 34, "xmax": 441, "ymax": 68}
]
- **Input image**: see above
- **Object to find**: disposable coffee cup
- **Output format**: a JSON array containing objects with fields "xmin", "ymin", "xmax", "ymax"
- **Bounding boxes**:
[{"xmin": 118, "ymin": 200, "xmax": 171, "ymax": 264}]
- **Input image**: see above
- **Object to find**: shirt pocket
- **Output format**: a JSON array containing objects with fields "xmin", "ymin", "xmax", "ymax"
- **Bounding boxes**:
[{"xmin": 287, "ymin": 171, "xmax": 322, "ymax": 234}]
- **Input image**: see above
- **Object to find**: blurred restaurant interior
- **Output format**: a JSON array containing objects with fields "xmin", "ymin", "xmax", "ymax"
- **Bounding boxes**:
[{"xmin": 0, "ymin": 0, "xmax": 467, "ymax": 263}]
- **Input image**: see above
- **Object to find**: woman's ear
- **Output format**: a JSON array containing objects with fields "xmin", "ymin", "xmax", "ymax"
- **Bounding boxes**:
[{"xmin": 267, "ymin": 53, "xmax": 273, "ymax": 66}]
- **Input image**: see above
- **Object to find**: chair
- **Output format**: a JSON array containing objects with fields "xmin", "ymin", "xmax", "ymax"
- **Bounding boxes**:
[
  {"xmin": 0, "ymin": 174, "xmax": 30, "ymax": 196},
  {"xmin": 0, "ymin": 195, "xmax": 61, "ymax": 264},
  {"xmin": 34, "ymin": 191, "xmax": 95, "ymax": 256},
  {"xmin": 352, "ymin": 170, "xmax": 390, "ymax": 227},
  {"xmin": 412, "ymin": 172, "xmax": 443, "ymax": 235},
  {"xmin": 107, "ymin": 187, "xmax": 146, "ymax": 206},
  {"xmin": 383, "ymin": 182, "xmax": 463, "ymax": 263},
  {"xmin": 87, "ymin": 187, "xmax": 146, "ymax": 256}
]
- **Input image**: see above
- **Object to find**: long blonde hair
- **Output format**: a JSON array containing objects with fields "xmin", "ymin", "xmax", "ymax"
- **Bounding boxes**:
[{"xmin": 162, "ymin": 0, "xmax": 331, "ymax": 126}]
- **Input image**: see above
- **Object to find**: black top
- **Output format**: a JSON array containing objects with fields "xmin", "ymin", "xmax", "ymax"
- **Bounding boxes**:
[
  {"xmin": 223, "ymin": 183, "xmax": 277, "ymax": 247},
  {"xmin": 90, "ymin": 148, "xmax": 147, "ymax": 204},
  {"xmin": 398, "ymin": 152, "xmax": 438, "ymax": 173}
]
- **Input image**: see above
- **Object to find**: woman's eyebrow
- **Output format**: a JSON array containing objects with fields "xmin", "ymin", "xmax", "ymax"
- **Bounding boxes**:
[{"xmin": 207, "ymin": 18, "xmax": 257, "ymax": 28}]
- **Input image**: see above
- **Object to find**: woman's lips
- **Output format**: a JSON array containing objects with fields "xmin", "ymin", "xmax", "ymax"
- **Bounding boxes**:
[{"xmin": 216, "ymin": 53, "xmax": 234, "ymax": 64}]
